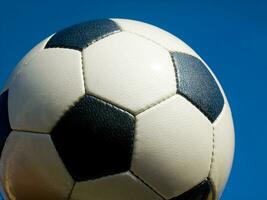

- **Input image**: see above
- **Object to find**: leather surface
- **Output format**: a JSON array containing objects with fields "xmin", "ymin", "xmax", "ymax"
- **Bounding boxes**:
[
  {"xmin": 1, "ymin": 37, "xmax": 51, "ymax": 93},
  {"xmin": 8, "ymin": 48, "xmax": 85, "ymax": 133},
  {"xmin": 0, "ymin": 91, "xmax": 11, "ymax": 155},
  {"xmin": 112, "ymin": 18, "xmax": 228, "ymax": 111},
  {"xmin": 70, "ymin": 172, "xmax": 162, "ymax": 200},
  {"xmin": 0, "ymin": 131, "xmax": 73, "ymax": 200},
  {"xmin": 83, "ymin": 31, "xmax": 176, "ymax": 114},
  {"xmin": 172, "ymin": 52, "xmax": 224, "ymax": 122},
  {"xmin": 111, "ymin": 18, "xmax": 202, "ymax": 59},
  {"xmin": 209, "ymin": 103, "xmax": 235, "ymax": 199},
  {"xmin": 132, "ymin": 94, "xmax": 213, "ymax": 198},
  {"xmin": 171, "ymin": 180, "xmax": 212, "ymax": 200},
  {"xmin": 51, "ymin": 95, "xmax": 135, "ymax": 181},
  {"xmin": 45, "ymin": 19, "xmax": 121, "ymax": 51}
]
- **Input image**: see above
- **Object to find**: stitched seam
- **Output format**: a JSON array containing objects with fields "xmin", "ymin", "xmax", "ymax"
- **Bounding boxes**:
[
  {"xmin": 66, "ymin": 182, "xmax": 76, "ymax": 200},
  {"xmin": 80, "ymin": 50, "xmax": 86, "ymax": 93},
  {"xmin": 170, "ymin": 52, "xmax": 179, "ymax": 92},
  {"xmin": 135, "ymin": 92, "xmax": 176, "ymax": 115},
  {"xmin": 129, "ymin": 170, "xmax": 166, "ymax": 200},
  {"xmin": 85, "ymin": 91, "xmax": 135, "ymax": 115},
  {"xmin": 50, "ymin": 93, "xmax": 135, "ymax": 134},
  {"xmin": 208, "ymin": 125, "xmax": 216, "ymax": 200},
  {"xmin": 125, "ymin": 31, "xmax": 223, "ymax": 122},
  {"xmin": 45, "ymin": 30, "xmax": 121, "ymax": 51},
  {"xmin": 124, "ymin": 30, "xmax": 203, "ymax": 62},
  {"xmin": 12, "ymin": 128, "xmax": 48, "ymax": 134},
  {"xmin": 124, "ymin": 31, "xmax": 170, "ymax": 52},
  {"xmin": 207, "ymin": 177, "xmax": 216, "ymax": 200},
  {"xmin": 208, "ymin": 125, "xmax": 215, "ymax": 176},
  {"xmin": 179, "ymin": 92, "xmax": 214, "ymax": 122},
  {"xmin": 84, "ymin": 30, "xmax": 121, "ymax": 49},
  {"xmin": 87, "ymin": 93, "xmax": 135, "ymax": 117}
]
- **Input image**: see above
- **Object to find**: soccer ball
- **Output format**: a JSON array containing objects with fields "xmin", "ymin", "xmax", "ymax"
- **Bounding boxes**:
[{"xmin": 0, "ymin": 19, "xmax": 234, "ymax": 200}]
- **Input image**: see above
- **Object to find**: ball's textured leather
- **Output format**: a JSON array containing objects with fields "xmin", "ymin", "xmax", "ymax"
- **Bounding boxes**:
[
  {"xmin": 51, "ymin": 94, "xmax": 135, "ymax": 181},
  {"xmin": 45, "ymin": 19, "xmax": 121, "ymax": 51},
  {"xmin": 172, "ymin": 52, "xmax": 224, "ymax": 122},
  {"xmin": 171, "ymin": 180, "xmax": 212, "ymax": 200}
]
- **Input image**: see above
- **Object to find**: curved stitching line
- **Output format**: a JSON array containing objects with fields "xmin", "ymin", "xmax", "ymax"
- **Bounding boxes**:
[
  {"xmin": 177, "ymin": 92, "xmax": 213, "ymax": 122},
  {"xmin": 83, "ymin": 30, "xmax": 121, "ymax": 49},
  {"xmin": 170, "ymin": 52, "xmax": 179, "ymax": 92},
  {"xmin": 135, "ymin": 92, "xmax": 176, "ymax": 116},
  {"xmin": 86, "ymin": 93, "xmax": 135, "ymax": 118},
  {"xmin": 207, "ymin": 177, "xmax": 216, "ymax": 200},
  {"xmin": 11, "ymin": 129, "xmax": 48, "ymax": 134},
  {"xmin": 122, "ymin": 30, "xmax": 225, "ymax": 121},
  {"xmin": 124, "ymin": 30, "xmax": 170, "ymax": 52},
  {"xmin": 66, "ymin": 182, "xmax": 76, "ymax": 200},
  {"xmin": 80, "ymin": 50, "xmax": 86, "ymax": 93},
  {"xmin": 123, "ymin": 30, "xmax": 202, "ymax": 62},
  {"xmin": 129, "ymin": 170, "xmax": 166, "ymax": 200},
  {"xmin": 45, "ymin": 30, "xmax": 121, "ymax": 51},
  {"xmin": 169, "ymin": 51, "xmax": 224, "ymax": 123},
  {"xmin": 208, "ymin": 125, "xmax": 216, "ymax": 200},
  {"xmin": 80, "ymin": 29, "xmax": 178, "ymax": 117},
  {"xmin": 208, "ymin": 126, "xmax": 215, "ymax": 176}
]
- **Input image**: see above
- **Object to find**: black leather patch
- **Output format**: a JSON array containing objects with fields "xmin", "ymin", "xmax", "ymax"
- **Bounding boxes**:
[
  {"xmin": 0, "ymin": 90, "xmax": 11, "ymax": 155},
  {"xmin": 45, "ymin": 19, "xmax": 121, "ymax": 51},
  {"xmin": 170, "ymin": 179, "xmax": 213, "ymax": 200},
  {"xmin": 50, "ymin": 95, "xmax": 135, "ymax": 181},
  {"xmin": 172, "ymin": 52, "xmax": 224, "ymax": 122}
]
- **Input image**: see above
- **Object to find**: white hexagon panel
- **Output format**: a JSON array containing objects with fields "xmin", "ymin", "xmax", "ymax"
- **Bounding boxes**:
[
  {"xmin": 82, "ymin": 31, "xmax": 177, "ymax": 114},
  {"xmin": 8, "ymin": 48, "xmax": 85, "ymax": 133},
  {"xmin": 131, "ymin": 94, "xmax": 213, "ymax": 199}
]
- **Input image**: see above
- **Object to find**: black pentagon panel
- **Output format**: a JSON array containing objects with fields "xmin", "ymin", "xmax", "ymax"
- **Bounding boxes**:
[
  {"xmin": 172, "ymin": 52, "xmax": 224, "ymax": 122},
  {"xmin": 50, "ymin": 94, "xmax": 135, "ymax": 181},
  {"xmin": 170, "ymin": 180, "xmax": 213, "ymax": 200},
  {"xmin": 0, "ymin": 90, "xmax": 12, "ymax": 155},
  {"xmin": 45, "ymin": 19, "xmax": 121, "ymax": 51}
]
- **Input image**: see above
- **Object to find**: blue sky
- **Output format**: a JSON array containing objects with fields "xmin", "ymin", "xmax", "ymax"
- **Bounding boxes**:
[{"xmin": 0, "ymin": 0, "xmax": 266, "ymax": 199}]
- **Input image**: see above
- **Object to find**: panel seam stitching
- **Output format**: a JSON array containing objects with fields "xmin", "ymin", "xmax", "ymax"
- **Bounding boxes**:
[
  {"xmin": 11, "ymin": 129, "xmax": 48, "ymax": 134},
  {"xmin": 208, "ymin": 125, "xmax": 217, "ymax": 200},
  {"xmin": 124, "ymin": 30, "xmax": 170, "ymax": 52},
  {"xmin": 135, "ymin": 92, "xmax": 176, "ymax": 116},
  {"xmin": 124, "ymin": 30, "xmax": 202, "ymax": 62},
  {"xmin": 129, "ymin": 170, "xmax": 166, "ymax": 200},
  {"xmin": 86, "ymin": 92, "xmax": 135, "ymax": 118},
  {"xmin": 82, "ymin": 30, "xmax": 121, "ymax": 50},
  {"xmin": 45, "ymin": 30, "xmax": 121, "ymax": 51},
  {"xmin": 80, "ymin": 50, "xmax": 86, "ymax": 93},
  {"xmin": 170, "ymin": 52, "xmax": 179, "ymax": 92},
  {"xmin": 66, "ymin": 181, "xmax": 76, "ymax": 200},
  {"xmin": 208, "ymin": 125, "xmax": 215, "ymax": 177}
]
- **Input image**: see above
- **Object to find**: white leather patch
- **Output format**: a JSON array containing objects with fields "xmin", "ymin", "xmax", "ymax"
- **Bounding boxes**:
[
  {"xmin": 112, "ymin": 18, "xmax": 228, "ymax": 103},
  {"xmin": 2, "ymin": 36, "xmax": 51, "ymax": 93},
  {"xmin": 70, "ymin": 172, "xmax": 162, "ymax": 200},
  {"xmin": 132, "ymin": 94, "xmax": 213, "ymax": 198},
  {"xmin": 209, "ymin": 103, "xmax": 235, "ymax": 199},
  {"xmin": 0, "ymin": 131, "xmax": 74, "ymax": 200},
  {"xmin": 8, "ymin": 48, "xmax": 85, "ymax": 133},
  {"xmin": 112, "ymin": 18, "xmax": 201, "ymax": 59},
  {"xmin": 83, "ymin": 31, "xmax": 176, "ymax": 114}
]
